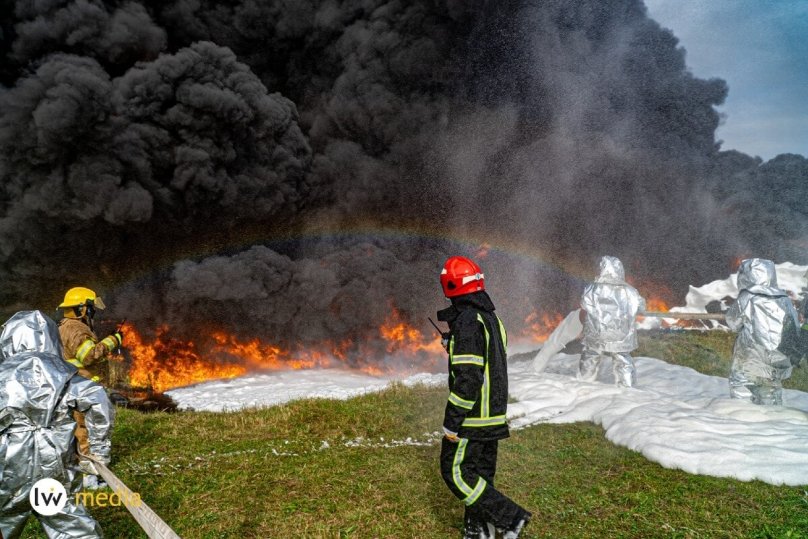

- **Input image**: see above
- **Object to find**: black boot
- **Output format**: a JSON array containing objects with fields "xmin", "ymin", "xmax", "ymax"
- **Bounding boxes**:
[
  {"xmin": 463, "ymin": 514, "xmax": 494, "ymax": 539},
  {"xmin": 502, "ymin": 510, "xmax": 531, "ymax": 539}
]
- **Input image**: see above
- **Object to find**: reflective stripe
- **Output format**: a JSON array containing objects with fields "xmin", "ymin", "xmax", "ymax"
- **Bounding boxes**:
[
  {"xmin": 478, "ymin": 314, "xmax": 491, "ymax": 419},
  {"xmin": 448, "ymin": 392, "xmax": 475, "ymax": 410},
  {"xmin": 66, "ymin": 358, "xmax": 84, "ymax": 368},
  {"xmin": 452, "ymin": 439, "xmax": 472, "ymax": 496},
  {"xmin": 451, "ymin": 354, "xmax": 484, "ymax": 366},
  {"xmin": 91, "ymin": 376, "xmax": 101, "ymax": 382},
  {"xmin": 75, "ymin": 339, "xmax": 95, "ymax": 362},
  {"xmin": 100, "ymin": 336, "xmax": 117, "ymax": 352},
  {"xmin": 448, "ymin": 336, "xmax": 456, "ymax": 382},
  {"xmin": 464, "ymin": 477, "xmax": 486, "ymax": 506},
  {"xmin": 451, "ymin": 439, "xmax": 487, "ymax": 506},
  {"xmin": 462, "ymin": 415, "xmax": 507, "ymax": 427},
  {"xmin": 497, "ymin": 316, "xmax": 508, "ymax": 349},
  {"xmin": 461, "ymin": 273, "xmax": 484, "ymax": 286}
]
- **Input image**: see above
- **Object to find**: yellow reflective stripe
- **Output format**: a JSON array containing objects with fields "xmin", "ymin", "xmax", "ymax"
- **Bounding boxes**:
[
  {"xmin": 448, "ymin": 392, "xmax": 475, "ymax": 410},
  {"xmin": 452, "ymin": 439, "xmax": 474, "ymax": 497},
  {"xmin": 100, "ymin": 336, "xmax": 117, "ymax": 352},
  {"xmin": 479, "ymin": 314, "xmax": 491, "ymax": 419},
  {"xmin": 461, "ymin": 415, "xmax": 507, "ymax": 427},
  {"xmin": 448, "ymin": 335, "xmax": 456, "ymax": 381},
  {"xmin": 497, "ymin": 316, "xmax": 508, "ymax": 349},
  {"xmin": 66, "ymin": 358, "xmax": 84, "ymax": 368},
  {"xmin": 91, "ymin": 376, "xmax": 101, "ymax": 382},
  {"xmin": 75, "ymin": 340, "xmax": 95, "ymax": 362},
  {"xmin": 464, "ymin": 477, "xmax": 486, "ymax": 506},
  {"xmin": 451, "ymin": 354, "xmax": 484, "ymax": 366}
]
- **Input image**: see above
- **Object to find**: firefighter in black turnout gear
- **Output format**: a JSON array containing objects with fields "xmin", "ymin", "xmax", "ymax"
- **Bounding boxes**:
[{"xmin": 437, "ymin": 256, "xmax": 531, "ymax": 539}]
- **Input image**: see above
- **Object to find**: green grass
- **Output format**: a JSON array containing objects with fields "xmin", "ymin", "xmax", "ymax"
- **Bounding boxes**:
[
  {"xmin": 20, "ymin": 332, "xmax": 808, "ymax": 538},
  {"xmin": 637, "ymin": 330, "xmax": 808, "ymax": 390}
]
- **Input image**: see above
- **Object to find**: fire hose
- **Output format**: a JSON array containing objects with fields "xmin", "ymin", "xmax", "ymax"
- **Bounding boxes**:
[
  {"xmin": 534, "ymin": 310, "xmax": 727, "ymax": 373},
  {"xmin": 80, "ymin": 453, "xmax": 181, "ymax": 539},
  {"xmin": 642, "ymin": 311, "xmax": 727, "ymax": 321}
]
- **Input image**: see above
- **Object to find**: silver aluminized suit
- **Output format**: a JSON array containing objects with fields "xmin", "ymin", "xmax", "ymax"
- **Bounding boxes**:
[
  {"xmin": 579, "ymin": 256, "xmax": 646, "ymax": 387},
  {"xmin": 726, "ymin": 259, "xmax": 800, "ymax": 405},
  {"xmin": 0, "ymin": 311, "xmax": 113, "ymax": 539}
]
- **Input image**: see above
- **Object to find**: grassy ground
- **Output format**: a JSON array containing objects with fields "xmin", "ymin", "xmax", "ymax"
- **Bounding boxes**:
[
  {"xmin": 21, "ymin": 332, "xmax": 808, "ymax": 538},
  {"xmin": 637, "ymin": 330, "xmax": 808, "ymax": 390}
]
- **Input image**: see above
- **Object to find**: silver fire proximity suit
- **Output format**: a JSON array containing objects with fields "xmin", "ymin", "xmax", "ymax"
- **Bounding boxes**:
[
  {"xmin": 0, "ymin": 311, "xmax": 113, "ymax": 539},
  {"xmin": 726, "ymin": 259, "xmax": 801, "ymax": 405},
  {"xmin": 579, "ymin": 256, "xmax": 646, "ymax": 387}
]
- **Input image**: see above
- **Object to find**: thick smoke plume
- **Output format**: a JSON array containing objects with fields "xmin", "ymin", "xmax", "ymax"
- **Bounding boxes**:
[{"xmin": 1, "ymin": 0, "xmax": 806, "ymax": 357}]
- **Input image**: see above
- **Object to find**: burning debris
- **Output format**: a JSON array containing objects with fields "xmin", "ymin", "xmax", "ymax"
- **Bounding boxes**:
[
  {"xmin": 521, "ymin": 311, "xmax": 565, "ymax": 344},
  {"xmin": 120, "ymin": 307, "xmax": 444, "ymax": 392}
]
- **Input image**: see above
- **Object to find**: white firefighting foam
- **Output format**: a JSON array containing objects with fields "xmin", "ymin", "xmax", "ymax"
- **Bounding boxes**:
[
  {"xmin": 167, "ymin": 263, "xmax": 808, "ymax": 486},
  {"xmin": 639, "ymin": 261, "xmax": 808, "ymax": 329}
]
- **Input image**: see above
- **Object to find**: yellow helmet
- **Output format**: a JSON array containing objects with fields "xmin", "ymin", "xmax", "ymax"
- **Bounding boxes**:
[{"xmin": 59, "ymin": 287, "xmax": 106, "ymax": 319}]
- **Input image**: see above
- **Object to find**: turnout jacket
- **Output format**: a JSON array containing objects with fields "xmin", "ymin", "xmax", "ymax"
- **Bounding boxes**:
[
  {"xmin": 438, "ymin": 291, "xmax": 509, "ymax": 440},
  {"xmin": 59, "ymin": 318, "xmax": 120, "ymax": 384}
]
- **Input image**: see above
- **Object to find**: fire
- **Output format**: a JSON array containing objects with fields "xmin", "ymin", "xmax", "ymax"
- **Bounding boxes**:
[
  {"xmin": 626, "ymin": 277, "xmax": 676, "ymax": 314},
  {"xmin": 380, "ymin": 308, "xmax": 445, "ymax": 356},
  {"xmin": 522, "ymin": 310, "xmax": 564, "ymax": 343},
  {"xmin": 732, "ymin": 255, "xmax": 753, "ymax": 270},
  {"xmin": 644, "ymin": 296, "xmax": 670, "ymax": 313},
  {"xmin": 122, "ymin": 311, "xmax": 443, "ymax": 392},
  {"xmin": 125, "ymin": 325, "xmax": 252, "ymax": 392}
]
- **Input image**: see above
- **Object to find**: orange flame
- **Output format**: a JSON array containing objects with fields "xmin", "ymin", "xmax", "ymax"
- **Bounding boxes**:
[
  {"xmin": 122, "ymin": 311, "xmax": 443, "ymax": 392},
  {"xmin": 521, "ymin": 310, "xmax": 564, "ymax": 343},
  {"xmin": 645, "ymin": 296, "xmax": 670, "ymax": 313},
  {"xmin": 626, "ymin": 277, "xmax": 676, "ymax": 314},
  {"xmin": 380, "ymin": 308, "xmax": 445, "ymax": 356}
]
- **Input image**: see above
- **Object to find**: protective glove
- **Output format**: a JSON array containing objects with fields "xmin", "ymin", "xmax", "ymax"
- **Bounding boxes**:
[
  {"xmin": 441, "ymin": 332, "xmax": 450, "ymax": 353},
  {"xmin": 443, "ymin": 426, "xmax": 459, "ymax": 443}
]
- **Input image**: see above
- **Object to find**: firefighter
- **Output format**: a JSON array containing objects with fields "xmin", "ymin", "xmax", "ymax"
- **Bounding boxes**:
[
  {"xmin": 0, "ymin": 311, "xmax": 113, "ymax": 539},
  {"xmin": 437, "ymin": 256, "xmax": 531, "ymax": 539},
  {"xmin": 57, "ymin": 286, "xmax": 122, "ymax": 488},
  {"xmin": 726, "ymin": 259, "xmax": 801, "ymax": 405},
  {"xmin": 579, "ymin": 256, "xmax": 646, "ymax": 387}
]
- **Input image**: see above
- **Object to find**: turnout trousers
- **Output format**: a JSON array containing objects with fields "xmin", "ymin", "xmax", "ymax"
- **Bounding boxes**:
[
  {"xmin": 440, "ymin": 437, "xmax": 526, "ymax": 531},
  {"xmin": 579, "ymin": 348, "xmax": 636, "ymax": 388}
]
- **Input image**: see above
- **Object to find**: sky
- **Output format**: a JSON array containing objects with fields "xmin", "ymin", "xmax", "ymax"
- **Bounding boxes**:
[
  {"xmin": 644, "ymin": 0, "xmax": 808, "ymax": 160},
  {"xmin": 167, "ymin": 264, "xmax": 808, "ymax": 486}
]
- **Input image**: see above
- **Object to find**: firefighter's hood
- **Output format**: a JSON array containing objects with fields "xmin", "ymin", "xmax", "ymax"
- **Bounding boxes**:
[
  {"xmin": 737, "ymin": 258, "xmax": 781, "ymax": 294},
  {"xmin": 596, "ymin": 256, "xmax": 626, "ymax": 284},
  {"xmin": 1, "ymin": 310, "xmax": 63, "ymax": 359}
]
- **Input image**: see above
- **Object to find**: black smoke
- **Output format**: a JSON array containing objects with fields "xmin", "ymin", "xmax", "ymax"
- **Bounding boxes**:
[{"xmin": 1, "ymin": 0, "xmax": 805, "ymax": 355}]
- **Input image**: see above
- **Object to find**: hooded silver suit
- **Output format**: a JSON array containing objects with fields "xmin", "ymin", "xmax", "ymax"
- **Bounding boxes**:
[
  {"xmin": 0, "ymin": 311, "xmax": 113, "ymax": 538},
  {"xmin": 579, "ymin": 256, "xmax": 646, "ymax": 387},
  {"xmin": 726, "ymin": 259, "xmax": 800, "ymax": 405}
]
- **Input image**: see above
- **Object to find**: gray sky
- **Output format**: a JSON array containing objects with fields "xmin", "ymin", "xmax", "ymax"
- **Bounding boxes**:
[{"xmin": 644, "ymin": 0, "xmax": 808, "ymax": 160}]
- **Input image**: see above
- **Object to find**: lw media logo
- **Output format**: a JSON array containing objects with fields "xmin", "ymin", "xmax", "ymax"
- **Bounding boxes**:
[{"xmin": 29, "ymin": 478, "xmax": 67, "ymax": 516}]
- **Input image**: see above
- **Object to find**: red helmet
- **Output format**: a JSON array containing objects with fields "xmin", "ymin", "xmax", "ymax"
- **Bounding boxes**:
[{"xmin": 441, "ymin": 256, "xmax": 485, "ymax": 298}]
